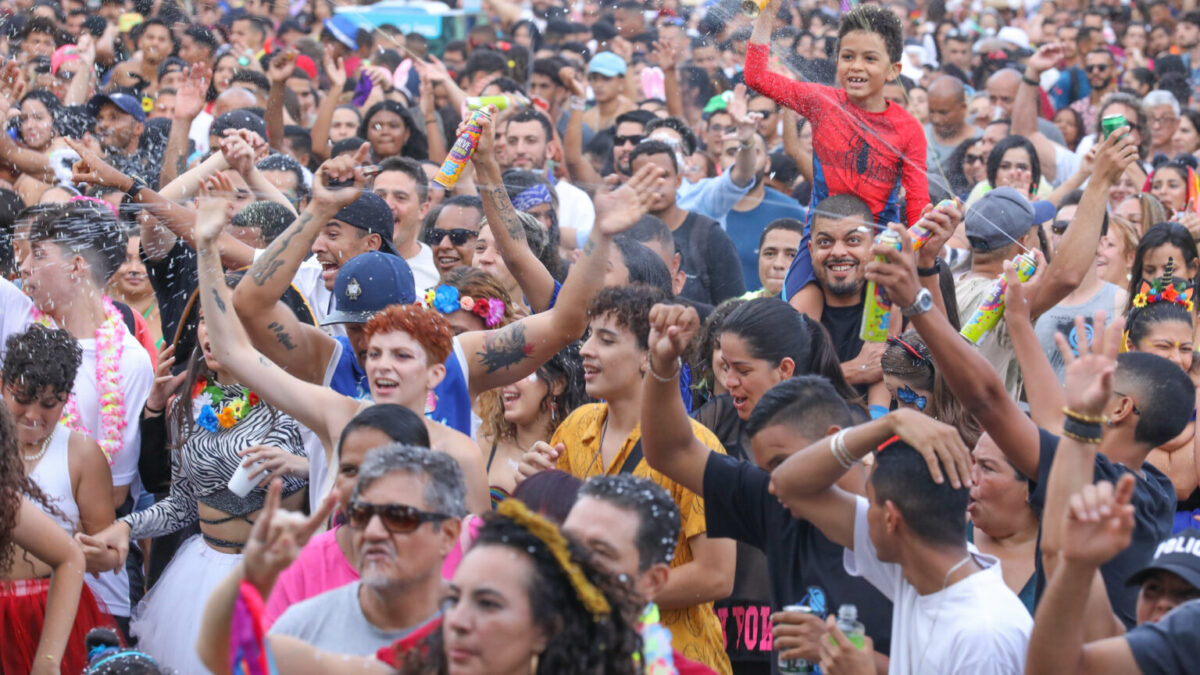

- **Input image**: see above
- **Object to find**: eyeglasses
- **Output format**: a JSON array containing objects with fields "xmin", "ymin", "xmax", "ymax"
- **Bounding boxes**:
[
  {"xmin": 614, "ymin": 134, "xmax": 645, "ymax": 146},
  {"xmin": 428, "ymin": 227, "xmax": 478, "ymax": 246},
  {"xmin": 896, "ymin": 385, "xmax": 928, "ymax": 411},
  {"xmin": 1085, "ymin": 64, "xmax": 1110, "ymax": 73},
  {"xmin": 964, "ymin": 153, "xmax": 985, "ymax": 165},
  {"xmin": 1051, "ymin": 220, "xmax": 1070, "ymax": 235},
  {"xmin": 1113, "ymin": 390, "xmax": 1142, "ymax": 416},
  {"xmin": 346, "ymin": 500, "xmax": 450, "ymax": 534}
]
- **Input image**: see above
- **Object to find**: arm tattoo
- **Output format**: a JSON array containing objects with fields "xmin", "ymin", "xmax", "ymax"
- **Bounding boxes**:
[
  {"xmin": 250, "ymin": 211, "xmax": 317, "ymax": 286},
  {"xmin": 484, "ymin": 186, "xmax": 526, "ymax": 242},
  {"xmin": 267, "ymin": 321, "xmax": 298, "ymax": 351},
  {"xmin": 582, "ymin": 237, "xmax": 596, "ymax": 257},
  {"xmin": 210, "ymin": 288, "xmax": 227, "ymax": 313},
  {"xmin": 476, "ymin": 323, "xmax": 535, "ymax": 373}
]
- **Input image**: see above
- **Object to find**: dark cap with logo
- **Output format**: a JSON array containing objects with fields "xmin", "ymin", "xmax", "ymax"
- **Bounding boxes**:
[
  {"xmin": 964, "ymin": 186, "xmax": 1056, "ymax": 252},
  {"xmin": 1126, "ymin": 528, "xmax": 1200, "ymax": 591},
  {"xmin": 331, "ymin": 191, "xmax": 399, "ymax": 257},
  {"xmin": 322, "ymin": 251, "xmax": 415, "ymax": 326},
  {"xmin": 86, "ymin": 91, "xmax": 146, "ymax": 123}
]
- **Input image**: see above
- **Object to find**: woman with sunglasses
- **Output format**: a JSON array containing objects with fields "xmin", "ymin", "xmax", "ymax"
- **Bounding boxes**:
[
  {"xmin": 880, "ymin": 331, "xmax": 981, "ymax": 447},
  {"xmin": 945, "ymin": 136, "xmax": 986, "ymax": 200}
]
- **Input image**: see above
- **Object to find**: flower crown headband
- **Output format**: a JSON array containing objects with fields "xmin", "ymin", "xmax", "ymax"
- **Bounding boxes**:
[
  {"xmin": 1132, "ymin": 257, "xmax": 1194, "ymax": 312},
  {"xmin": 423, "ymin": 284, "xmax": 506, "ymax": 328},
  {"xmin": 496, "ymin": 499, "xmax": 612, "ymax": 621}
]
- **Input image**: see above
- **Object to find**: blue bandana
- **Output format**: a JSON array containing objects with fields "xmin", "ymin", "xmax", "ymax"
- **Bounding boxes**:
[{"xmin": 512, "ymin": 183, "xmax": 553, "ymax": 212}]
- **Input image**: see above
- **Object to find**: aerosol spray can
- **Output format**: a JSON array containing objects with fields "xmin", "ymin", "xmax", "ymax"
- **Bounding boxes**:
[
  {"xmin": 777, "ymin": 604, "xmax": 819, "ymax": 674},
  {"xmin": 860, "ymin": 229, "xmax": 903, "ymax": 343},
  {"xmin": 959, "ymin": 252, "xmax": 1038, "ymax": 343},
  {"xmin": 433, "ymin": 108, "xmax": 491, "ymax": 189},
  {"xmin": 741, "ymin": 0, "xmax": 770, "ymax": 17},
  {"xmin": 466, "ymin": 94, "xmax": 529, "ymax": 111},
  {"xmin": 907, "ymin": 198, "xmax": 956, "ymax": 251}
]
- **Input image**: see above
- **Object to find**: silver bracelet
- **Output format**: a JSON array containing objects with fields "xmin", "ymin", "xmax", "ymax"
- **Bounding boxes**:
[
  {"xmin": 830, "ymin": 429, "xmax": 856, "ymax": 469},
  {"xmin": 568, "ymin": 95, "xmax": 587, "ymax": 111},
  {"xmin": 648, "ymin": 356, "xmax": 681, "ymax": 383}
]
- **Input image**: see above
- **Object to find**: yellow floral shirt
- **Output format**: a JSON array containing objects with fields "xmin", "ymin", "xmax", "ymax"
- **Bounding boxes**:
[{"xmin": 552, "ymin": 403, "xmax": 733, "ymax": 675}]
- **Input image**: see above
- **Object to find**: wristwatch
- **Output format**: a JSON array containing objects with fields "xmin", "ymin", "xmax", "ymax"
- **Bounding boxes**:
[
  {"xmin": 917, "ymin": 257, "xmax": 942, "ymax": 277},
  {"xmin": 901, "ymin": 288, "xmax": 934, "ymax": 318}
]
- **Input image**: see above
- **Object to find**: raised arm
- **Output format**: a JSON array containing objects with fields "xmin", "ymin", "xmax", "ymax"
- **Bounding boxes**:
[
  {"xmin": 13, "ymin": 498, "xmax": 85, "ymax": 675},
  {"xmin": 64, "ymin": 35, "xmax": 96, "ymax": 107},
  {"xmin": 417, "ymin": 70, "xmax": 447, "ymax": 162},
  {"xmin": 1015, "ymin": 44, "xmax": 1065, "ymax": 183},
  {"xmin": 222, "ymin": 130, "xmax": 297, "ymax": 214},
  {"xmin": 781, "ymin": 109, "xmax": 813, "ymax": 184},
  {"xmin": 310, "ymin": 49, "xmax": 347, "ymax": 161},
  {"xmin": 458, "ymin": 163, "xmax": 666, "ymax": 396},
  {"xmin": 470, "ymin": 107, "xmax": 557, "ymax": 312},
  {"xmin": 1001, "ymin": 256, "xmax": 1067, "ymax": 432},
  {"xmin": 865, "ymin": 224, "xmax": 1043, "ymax": 477},
  {"xmin": 560, "ymin": 65, "xmax": 604, "ymax": 193},
  {"xmin": 194, "ymin": 176, "xmax": 359, "ymax": 448},
  {"xmin": 726, "ymin": 84, "xmax": 760, "ymax": 190},
  {"xmin": 654, "ymin": 38, "xmax": 685, "ymax": 119},
  {"xmin": 641, "ymin": 304, "xmax": 710, "ymax": 496},
  {"xmin": 746, "ymin": 0, "xmax": 822, "ymax": 118},
  {"xmin": 1029, "ymin": 130, "xmax": 1138, "ymax": 319},
  {"xmin": 265, "ymin": 50, "xmax": 294, "ymax": 153},
  {"xmin": 161, "ymin": 63, "xmax": 209, "ymax": 187}
]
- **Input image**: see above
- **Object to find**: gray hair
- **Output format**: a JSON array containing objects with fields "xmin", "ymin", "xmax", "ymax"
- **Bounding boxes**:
[
  {"xmin": 351, "ymin": 443, "xmax": 468, "ymax": 517},
  {"xmin": 1145, "ymin": 90, "xmax": 1181, "ymax": 117}
]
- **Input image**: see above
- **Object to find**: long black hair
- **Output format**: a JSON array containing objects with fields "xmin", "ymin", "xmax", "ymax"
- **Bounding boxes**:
[
  {"xmin": 359, "ymin": 100, "xmax": 429, "ymax": 161},
  {"xmin": 1126, "ymin": 221, "xmax": 1200, "ymax": 314},
  {"xmin": 986, "ymin": 135, "xmax": 1040, "ymax": 198}
]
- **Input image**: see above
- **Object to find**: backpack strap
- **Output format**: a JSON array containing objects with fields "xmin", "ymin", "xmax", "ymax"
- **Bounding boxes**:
[{"xmin": 618, "ymin": 439, "xmax": 644, "ymax": 474}]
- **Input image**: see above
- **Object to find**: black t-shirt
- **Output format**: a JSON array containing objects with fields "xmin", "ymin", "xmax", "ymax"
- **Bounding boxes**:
[
  {"xmin": 1127, "ymin": 598, "xmax": 1200, "ymax": 674},
  {"xmin": 673, "ymin": 211, "xmax": 747, "ymax": 306},
  {"xmin": 1028, "ymin": 428, "xmax": 1177, "ymax": 628},
  {"xmin": 142, "ymin": 237, "xmax": 197, "ymax": 351},
  {"xmin": 703, "ymin": 451, "xmax": 893, "ymax": 669},
  {"xmin": 820, "ymin": 301, "xmax": 866, "ymax": 364}
]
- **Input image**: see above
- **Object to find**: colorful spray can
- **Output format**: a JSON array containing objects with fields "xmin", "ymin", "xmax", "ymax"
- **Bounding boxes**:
[
  {"xmin": 777, "ymin": 604, "xmax": 819, "ymax": 674},
  {"xmin": 741, "ymin": 0, "xmax": 770, "ymax": 16},
  {"xmin": 860, "ymin": 229, "xmax": 903, "ymax": 343},
  {"xmin": 466, "ymin": 94, "xmax": 528, "ymax": 111},
  {"xmin": 908, "ymin": 198, "xmax": 956, "ymax": 251},
  {"xmin": 434, "ymin": 108, "xmax": 491, "ymax": 189},
  {"xmin": 959, "ymin": 252, "xmax": 1037, "ymax": 343}
]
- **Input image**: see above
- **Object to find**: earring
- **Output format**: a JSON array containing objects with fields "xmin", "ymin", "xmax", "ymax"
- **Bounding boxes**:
[{"xmin": 530, "ymin": 652, "xmax": 540, "ymax": 674}]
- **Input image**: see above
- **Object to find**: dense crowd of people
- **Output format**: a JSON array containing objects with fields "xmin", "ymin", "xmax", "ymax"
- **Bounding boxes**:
[{"xmin": 4, "ymin": 0, "xmax": 1200, "ymax": 672}]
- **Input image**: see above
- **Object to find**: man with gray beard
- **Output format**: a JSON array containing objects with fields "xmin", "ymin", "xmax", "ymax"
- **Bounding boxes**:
[{"xmin": 267, "ymin": 444, "xmax": 465, "ymax": 655}]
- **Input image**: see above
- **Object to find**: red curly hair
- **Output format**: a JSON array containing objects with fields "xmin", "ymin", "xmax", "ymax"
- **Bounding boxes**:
[{"xmin": 363, "ymin": 304, "xmax": 454, "ymax": 365}]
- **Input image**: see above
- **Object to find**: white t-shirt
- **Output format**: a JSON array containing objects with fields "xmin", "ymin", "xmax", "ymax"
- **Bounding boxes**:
[
  {"xmin": 406, "ymin": 242, "xmax": 439, "ymax": 294},
  {"xmin": 555, "ymin": 180, "xmax": 595, "ymax": 247},
  {"xmin": 844, "ymin": 496, "xmax": 1032, "ymax": 675},
  {"xmin": 0, "ymin": 278, "xmax": 153, "ymax": 488},
  {"xmin": 250, "ymin": 248, "xmax": 343, "ymax": 338},
  {"xmin": 189, "ymin": 111, "xmax": 213, "ymax": 156}
]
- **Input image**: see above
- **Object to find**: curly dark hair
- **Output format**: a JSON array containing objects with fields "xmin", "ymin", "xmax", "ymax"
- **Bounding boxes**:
[
  {"xmin": 398, "ymin": 509, "xmax": 643, "ymax": 675},
  {"xmin": 2, "ymin": 325, "xmax": 82, "ymax": 400},
  {"xmin": 0, "ymin": 406, "xmax": 67, "ymax": 572},
  {"xmin": 837, "ymin": 4, "xmax": 904, "ymax": 64},
  {"xmin": 482, "ymin": 342, "xmax": 591, "ymax": 443},
  {"xmin": 586, "ymin": 284, "xmax": 670, "ymax": 351}
]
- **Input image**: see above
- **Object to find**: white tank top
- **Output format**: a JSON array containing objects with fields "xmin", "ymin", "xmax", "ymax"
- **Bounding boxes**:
[{"xmin": 28, "ymin": 425, "xmax": 131, "ymax": 617}]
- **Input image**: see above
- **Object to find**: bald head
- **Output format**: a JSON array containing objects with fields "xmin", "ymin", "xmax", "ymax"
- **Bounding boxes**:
[
  {"xmin": 213, "ymin": 87, "xmax": 258, "ymax": 118},
  {"xmin": 928, "ymin": 76, "xmax": 968, "ymax": 138},
  {"xmin": 986, "ymin": 69, "xmax": 1022, "ymax": 116}
]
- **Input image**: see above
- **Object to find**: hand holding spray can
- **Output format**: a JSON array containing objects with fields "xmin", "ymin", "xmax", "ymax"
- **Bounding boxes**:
[
  {"xmin": 907, "ymin": 198, "xmax": 957, "ymax": 251},
  {"xmin": 959, "ymin": 252, "xmax": 1037, "ymax": 343},
  {"xmin": 860, "ymin": 229, "xmax": 903, "ymax": 343},
  {"xmin": 777, "ymin": 604, "xmax": 819, "ymax": 673},
  {"xmin": 434, "ymin": 107, "xmax": 491, "ymax": 189}
]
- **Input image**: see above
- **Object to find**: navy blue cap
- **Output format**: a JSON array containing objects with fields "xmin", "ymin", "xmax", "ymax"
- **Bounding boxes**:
[
  {"xmin": 87, "ymin": 91, "xmax": 146, "ymax": 123},
  {"xmin": 322, "ymin": 251, "xmax": 415, "ymax": 325},
  {"xmin": 1127, "ymin": 528, "xmax": 1200, "ymax": 591},
  {"xmin": 332, "ymin": 191, "xmax": 399, "ymax": 257}
]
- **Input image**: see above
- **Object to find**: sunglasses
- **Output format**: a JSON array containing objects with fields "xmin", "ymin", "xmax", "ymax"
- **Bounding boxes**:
[
  {"xmin": 1051, "ymin": 220, "xmax": 1070, "ymax": 235},
  {"xmin": 1085, "ymin": 64, "xmax": 1110, "ymax": 73},
  {"xmin": 346, "ymin": 500, "xmax": 450, "ymax": 534},
  {"xmin": 428, "ymin": 227, "xmax": 478, "ymax": 246},
  {"xmin": 896, "ymin": 385, "xmax": 928, "ymax": 411},
  {"xmin": 964, "ymin": 153, "xmax": 984, "ymax": 165},
  {"xmin": 615, "ymin": 134, "xmax": 645, "ymax": 146}
]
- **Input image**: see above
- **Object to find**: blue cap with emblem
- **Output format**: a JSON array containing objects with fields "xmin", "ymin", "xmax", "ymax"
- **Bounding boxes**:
[{"xmin": 322, "ymin": 251, "xmax": 415, "ymax": 326}]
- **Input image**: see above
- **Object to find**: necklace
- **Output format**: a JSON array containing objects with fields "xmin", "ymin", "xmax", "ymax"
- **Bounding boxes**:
[
  {"xmin": 22, "ymin": 429, "xmax": 54, "ymax": 462},
  {"xmin": 911, "ymin": 553, "xmax": 977, "ymax": 673}
]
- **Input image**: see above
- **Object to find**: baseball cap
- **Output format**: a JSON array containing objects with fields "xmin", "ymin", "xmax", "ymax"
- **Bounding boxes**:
[
  {"xmin": 588, "ymin": 51, "xmax": 627, "ymax": 78},
  {"xmin": 332, "ymin": 192, "xmax": 399, "ymax": 257},
  {"xmin": 323, "ymin": 15, "xmax": 359, "ymax": 50},
  {"xmin": 323, "ymin": 251, "xmax": 416, "ymax": 326},
  {"xmin": 1126, "ymin": 528, "xmax": 1200, "ymax": 591},
  {"xmin": 87, "ymin": 91, "xmax": 146, "ymax": 123},
  {"xmin": 964, "ymin": 187, "xmax": 1056, "ymax": 252},
  {"xmin": 51, "ymin": 44, "xmax": 79, "ymax": 75},
  {"xmin": 210, "ymin": 109, "xmax": 268, "ymax": 142}
]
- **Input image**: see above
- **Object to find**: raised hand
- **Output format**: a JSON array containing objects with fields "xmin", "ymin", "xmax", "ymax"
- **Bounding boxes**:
[
  {"xmin": 412, "ymin": 53, "xmax": 452, "ymax": 85},
  {"xmin": 592, "ymin": 163, "xmax": 667, "ymax": 236},
  {"xmin": 266, "ymin": 48, "xmax": 297, "ymax": 85},
  {"xmin": 64, "ymin": 137, "xmax": 132, "ymax": 189},
  {"xmin": 218, "ymin": 130, "xmax": 256, "ymax": 176},
  {"xmin": 145, "ymin": 344, "xmax": 186, "ymax": 414},
  {"xmin": 243, "ymin": 479, "xmax": 338, "ymax": 594},
  {"xmin": 648, "ymin": 303, "xmax": 699, "ymax": 377},
  {"xmin": 418, "ymin": 68, "xmax": 435, "ymax": 117},
  {"xmin": 175, "ymin": 63, "xmax": 210, "ymax": 122},
  {"xmin": 195, "ymin": 172, "xmax": 237, "ymax": 246},
  {"xmin": 887, "ymin": 408, "xmax": 973, "ymax": 488},
  {"xmin": 1092, "ymin": 122, "xmax": 1140, "ymax": 185},
  {"xmin": 915, "ymin": 199, "xmax": 961, "ymax": 269},
  {"xmin": 311, "ymin": 141, "xmax": 372, "ymax": 211},
  {"xmin": 653, "ymin": 38, "xmax": 679, "ymax": 73},
  {"xmin": 465, "ymin": 104, "xmax": 499, "ymax": 166},
  {"xmin": 558, "ymin": 65, "xmax": 587, "ymax": 99},
  {"xmin": 77, "ymin": 33, "xmax": 96, "ymax": 68},
  {"xmin": 1056, "ymin": 310, "xmax": 1124, "ymax": 418},
  {"xmin": 323, "ymin": 44, "xmax": 347, "ymax": 91},
  {"xmin": 1061, "ymin": 475, "xmax": 1136, "ymax": 568},
  {"xmin": 1001, "ymin": 249, "xmax": 1047, "ymax": 326},
  {"xmin": 727, "ymin": 83, "xmax": 757, "ymax": 143},
  {"xmin": 1026, "ymin": 42, "xmax": 1065, "ymax": 76}
]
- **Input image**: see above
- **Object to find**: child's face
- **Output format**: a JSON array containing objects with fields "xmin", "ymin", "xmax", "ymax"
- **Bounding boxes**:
[{"xmin": 836, "ymin": 30, "xmax": 900, "ymax": 105}]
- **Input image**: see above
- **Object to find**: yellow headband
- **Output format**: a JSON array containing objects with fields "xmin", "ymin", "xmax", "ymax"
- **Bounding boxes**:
[{"xmin": 497, "ymin": 499, "xmax": 612, "ymax": 620}]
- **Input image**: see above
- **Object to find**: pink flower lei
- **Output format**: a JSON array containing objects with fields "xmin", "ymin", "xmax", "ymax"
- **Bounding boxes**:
[{"xmin": 32, "ymin": 296, "xmax": 127, "ymax": 465}]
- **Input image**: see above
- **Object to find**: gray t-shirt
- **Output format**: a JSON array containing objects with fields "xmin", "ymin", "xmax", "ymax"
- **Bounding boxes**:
[
  {"xmin": 924, "ymin": 123, "xmax": 981, "ymax": 171},
  {"xmin": 1033, "ymin": 283, "xmax": 1122, "ymax": 382},
  {"xmin": 270, "ymin": 582, "xmax": 438, "ymax": 656}
]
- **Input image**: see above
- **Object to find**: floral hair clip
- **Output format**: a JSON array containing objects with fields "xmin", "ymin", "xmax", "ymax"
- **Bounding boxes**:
[
  {"xmin": 1132, "ymin": 258, "xmax": 1195, "ymax": 312},
  {"xmin": 423, "ymin": 284, "xmax": 506, "ymax": 327}
]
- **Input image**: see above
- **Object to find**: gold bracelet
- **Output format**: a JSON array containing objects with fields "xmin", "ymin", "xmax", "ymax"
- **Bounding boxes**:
[
  {"xmin": 1062, "ymin": 407, "xmax": 1107, "ymax": 424},
  {"xmin": 1061, "ymin": 428, "xmax": 1103, "ymax": 445}
]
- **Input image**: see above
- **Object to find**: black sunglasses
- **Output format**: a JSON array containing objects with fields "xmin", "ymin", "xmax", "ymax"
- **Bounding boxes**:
[
  {"xmin": 1086, "ymin": 64, "xmax": 1110, "ymax": 73},
  {"xmin": 614, "ymin": 134, "xmax": 645, "ymax": 146},
  {"xmin": 1051, "ymin": 220, "xmax": 1070, "ymax": 235},
  {"xmin": 964, "ymin": 153, "xmax": 984, "ymax": 164},
  {"xmin": 428, "ymin": 227, "xmax": 478, "ymax": 246},
  {"xmin": 346, "ymin": 500, "xmax": 450, "ymax": 534}
]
